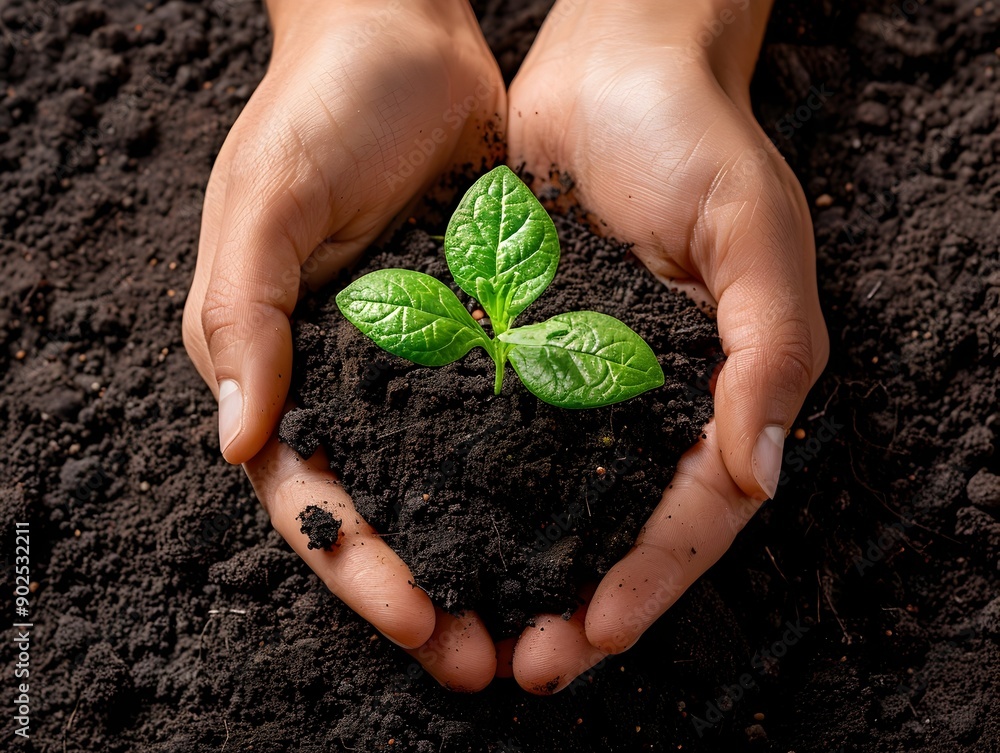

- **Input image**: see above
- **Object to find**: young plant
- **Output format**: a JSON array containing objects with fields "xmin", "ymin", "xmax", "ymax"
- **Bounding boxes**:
[{"xmin": 336, "ymin": 165, "xmax": 664, "ymax": 409}]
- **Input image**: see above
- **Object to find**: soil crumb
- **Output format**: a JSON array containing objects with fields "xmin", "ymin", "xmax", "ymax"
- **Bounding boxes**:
[{"xmin": 297, "ymin": 505, "xmax": 343, "ymax": 551}]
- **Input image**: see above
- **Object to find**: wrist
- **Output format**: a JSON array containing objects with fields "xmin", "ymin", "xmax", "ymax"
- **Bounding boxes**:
[
  {"xmin": 686, "ymin": 0, "xmax": 773, "ymax": 100},
  {"xmin": 586, "ymin": 0, "xmax": 772, "ymax": 104},
  {"xmin": 266, "ymin": 0, "xmax": 474, "ymax": 58}
]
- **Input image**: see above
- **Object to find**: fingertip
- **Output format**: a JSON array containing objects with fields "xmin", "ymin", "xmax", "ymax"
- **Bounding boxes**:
[
  {"xmin": 586, "ymin": 557, "xmax": 686, "ymax": 655},
  {"xmin": 583, "ymin": 600, "xmax": 637, "ymax": 656},
  {"xmin": 408, "ymin": 610, "xmax": 496, "ymax": 693},
  {"xmin": 379, "ymin": 592, "xmax": 438, "ymax": 650},
  {"xmin": 513, "ymin": 612, "xmax": 606, "ymax": 696}
]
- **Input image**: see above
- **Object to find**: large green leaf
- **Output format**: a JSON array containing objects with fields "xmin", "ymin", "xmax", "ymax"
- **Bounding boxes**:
[
  {"xmin": 444, "ymin": 165, "xmax": 559, "ymax": 329},
  {"xmin": 336, "ymin": 269, "xmax": 488, "ymax": 366},
  {"xmin": 499, "ymin": 311, "xmax": 664, "ymax": 408}
]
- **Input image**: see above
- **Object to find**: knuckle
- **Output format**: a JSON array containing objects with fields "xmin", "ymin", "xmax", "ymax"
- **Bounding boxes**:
[
  {"xmin": 769, "ymin": 323, "xmax": 816, "ymax": 391},
  {"xmin": 199, "ymin": 275, "xmax": 242, "ymax": 353}
]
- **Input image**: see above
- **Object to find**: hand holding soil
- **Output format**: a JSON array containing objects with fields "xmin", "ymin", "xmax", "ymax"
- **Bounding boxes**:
[
  {"xmin": 506, "ymin": 0, "xmax": 829, "ymax": 690},
  {"xmin": 183, "ymin": 0, "xmax": 831, "ymax": 696},
  {"xmin": 182, "ymin": 0, "xmax": 506, "ymax": 690}
]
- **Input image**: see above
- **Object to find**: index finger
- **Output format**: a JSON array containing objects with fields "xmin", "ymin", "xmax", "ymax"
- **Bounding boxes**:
[
  {"xmin": 585, "ymin": 420, "xmax": 762, "ymax": 653},
  {"xmin": 244, "ymin": 431, "xmax": 437, "ymax": 649}
]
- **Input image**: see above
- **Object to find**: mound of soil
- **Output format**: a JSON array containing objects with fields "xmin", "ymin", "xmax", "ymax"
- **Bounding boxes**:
[
  {"xmin": 0, "ymin": 0, "xmax": 996, "ymax": 752},
  {"xmin": 278, "ymin": 219, "xmax": 717, "ymax": 633}
]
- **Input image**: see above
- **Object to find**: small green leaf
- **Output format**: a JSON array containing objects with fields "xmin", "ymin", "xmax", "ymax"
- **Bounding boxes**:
[
  {"xmin": 336, "ymin": 269, "xmax": 488, "ymax": 366},
  {"xmin": 499, "ymin": 311, "xmax": 664, "ymax": 408},
  {"xmin": 444, "ymin": 165, "xmax": 559, "ymax": 329}
]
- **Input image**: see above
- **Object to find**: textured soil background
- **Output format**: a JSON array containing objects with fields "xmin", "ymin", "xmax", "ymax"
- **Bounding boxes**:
[{"xmin": 1, "ymin": 1, "xmax": 998, "ymax": 752}]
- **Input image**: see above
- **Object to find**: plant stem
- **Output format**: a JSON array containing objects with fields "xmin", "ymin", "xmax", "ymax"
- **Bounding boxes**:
[
  {"xmin": 488, "ymin": 339, "xmax": 510, "ymax": 395},
  {"xmin": 494, "ymin": 354, "xmax": 504, "ymax": 395}
]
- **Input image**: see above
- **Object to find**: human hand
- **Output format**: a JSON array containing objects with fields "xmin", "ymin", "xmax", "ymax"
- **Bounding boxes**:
[
  {"xmin": 183, "ymin": 0, "xmax": 505, "ymax": 691},
  {"xmin": 505, "ymin": 0, "xmax": 829, "ymax": 692}
]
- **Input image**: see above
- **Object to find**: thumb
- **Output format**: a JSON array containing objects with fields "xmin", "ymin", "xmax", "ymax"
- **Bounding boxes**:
[
  {"xmin": 708, "ymin": 176, "xmax": 829, "ymax": 501},
  {"xmin": 189, "ymin": 132, "xmax": 341, "ymax": 464},
  {"xmin": 199, "ymin": 186, "xmax": 305, "ymax": 464}
]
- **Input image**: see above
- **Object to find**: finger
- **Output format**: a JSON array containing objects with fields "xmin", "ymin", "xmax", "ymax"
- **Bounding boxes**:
[
  {"xmin": 703, "ymin": 164, "xmax": 829, "ymax": 500},
  {"xmin": 243, "ymin": 431, "xmax": 436, "ymax": 649},
  {"xmin": 403, "ymin": 607, "xmax": 497, "ymax": 693},
  {"xmin": 513, "ymin": 588, "xmax": 605, "ymax": 695},
  {"xmin": 586, "ymin": 422, "xmax": 761, "ymax": 653}
]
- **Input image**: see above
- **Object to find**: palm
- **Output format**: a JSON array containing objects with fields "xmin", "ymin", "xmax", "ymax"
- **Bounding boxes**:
[
  {"xmin": 198, "ymin": 20, "xmax": 505, "ymax": 294},
  {"xmin": 508, "ymin": 17, "xmax": 811, "ymax": 306}
]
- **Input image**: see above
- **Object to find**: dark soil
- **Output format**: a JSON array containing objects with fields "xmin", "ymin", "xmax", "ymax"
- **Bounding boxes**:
[
  {"xmin": 0, "ymin": 1, "xmax": 997, "ymax": 752},
  {"xmin": 297, "ymin": 505, "xmax": 343, "ymax": 552},
  {"xmin": 278, "ymin": 221, "xmax": 717, "ymax": 633}
]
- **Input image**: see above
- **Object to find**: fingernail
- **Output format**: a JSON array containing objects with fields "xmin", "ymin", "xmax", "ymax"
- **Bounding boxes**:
[
  {"xmin": 752, "ymin": 424, "xmax": 785, "ymax": 500},
  {"xmin": 218, "ymin": 379, "xmax": 242, "ymax": 455}
]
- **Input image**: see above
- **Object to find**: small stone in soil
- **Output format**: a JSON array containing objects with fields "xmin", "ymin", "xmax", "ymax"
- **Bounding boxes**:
[{"xmin": 297, "ymin": 504, "xmax": 343, "ymax": 551}]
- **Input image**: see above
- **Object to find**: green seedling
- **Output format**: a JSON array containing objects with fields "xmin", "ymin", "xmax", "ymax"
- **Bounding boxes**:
[{"xmin": 336, "ymin": 165, "xmax": 664, "ymax": 409}]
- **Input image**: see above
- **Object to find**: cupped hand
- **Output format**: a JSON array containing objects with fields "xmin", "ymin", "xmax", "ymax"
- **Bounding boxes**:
[
  {"xmin": 506, "ymin": 0, "xmax": 829, "ymax": 693},
  {"xmin": 182, "ymin": 0, "xmax": 505, "ymax": 691}
]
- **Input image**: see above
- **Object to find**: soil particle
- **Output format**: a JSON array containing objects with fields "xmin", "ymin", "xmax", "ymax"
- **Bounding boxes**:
[{"xmin": 297, "ymin": 504, "xmax": 343, "ymax": 551}]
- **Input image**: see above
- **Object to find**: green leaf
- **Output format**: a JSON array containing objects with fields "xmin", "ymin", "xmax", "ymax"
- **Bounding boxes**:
[
  {"xmin": 444, "ymin": 165, "xmax": 559, "ymax": 329},
  {"xmin": 336, "ymin": 269, "xmax": 488, "ymax": 367},
  {"xmin": 499, "ymin": 311, "xmax": 664, "ymax": 408}
]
